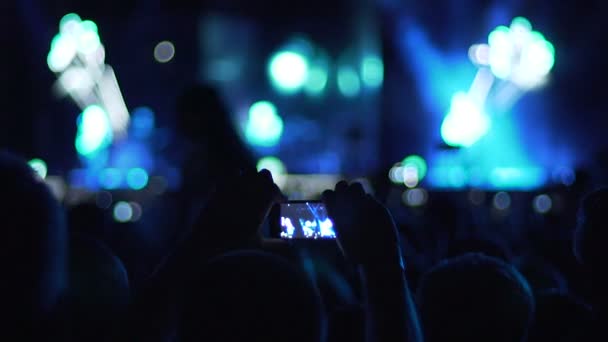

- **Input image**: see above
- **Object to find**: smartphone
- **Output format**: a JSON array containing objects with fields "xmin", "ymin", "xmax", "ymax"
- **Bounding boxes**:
[{"xmin": 278, "ymin": 201, "xmax": 336, "ymax": 239}]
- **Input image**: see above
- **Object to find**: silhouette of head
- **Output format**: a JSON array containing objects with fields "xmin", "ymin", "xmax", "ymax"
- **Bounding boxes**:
[
  {"xmin": 448, "ymin": 237, "xmax": 512, "ymax": 262},
  {"xmin": 0, "ymin": 152, "xmax": 68, "ymax": 327},
  {"xmin": 417, "ymin": 253, "xmax": 534, "ymax": 342},
  {"xmin": 67, "ymin": 234, "xmax": 130, "ymax": 342},
  {"xmin": 528, "ymin": 290, "xmax": 593, "ymax": 342},
  {"xmin": 179, "ymin": 250, "xmax": 325, "ymax": 342}
]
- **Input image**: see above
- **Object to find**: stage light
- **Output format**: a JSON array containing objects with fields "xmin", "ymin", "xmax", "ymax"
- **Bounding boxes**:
[
  {"xmin": 268, "ymin": 51, "xmax": 309, "ymax": 93},
  {"xmin": 28, "ymin": 158, "xmax": 48, "ymax": 179},
  {"xmin": 517, "ymin": 35, "xmax": 555, "ymax": 89},
  {"xmin": 441, "ymin": 92, "xmax": 490, "ymax": 147},
  {"xmin": 485, "ymin": 17, "xmax": 555, "ymax": 89},
  {"xmin": 75, "ymin": 105, "xmax": 113, "ymax": 157},
  {"xmin": 493, "ymin": 192, "xmax": 511, "ymax": 210},
  {"xmin": 337, "ymin": 66, "xmax": 361, "ymax": 97},
  {"xmin": 99, "ymin": 168, "xmax": 122, "ymax": 189},
  {"xmin": 447, "ymin": 166, "xmax": 468, "ymax": 188},
  {"xmin": 389, "ymin": 164, "xmax": 405, "ymax": 184},
  {"xmin": 131, "ymin": 107, "xmax": 155, "ymax": 139},
  {"xmin": 489, "ymin": 167, "xmax": 547, "ymax": 189},
  {"xmin": 47, "ymin": 34, "xmax": 78, "ymax": 72},
  {"xmin": 403, "ymin": 166, "xmax": 419, "ymax": 188},
  {"xmin": 113, "ymin": 201, "xmax": 132, "ymax": 222},
  {"xmin": 488, "ymin": 26, "xmax": 514, "ymax": 79},
  {"xmin": 361, "ymin": 56, "xmax": 384, "ymax": 88},
  {"xmin": 468, "ymin": 44, "xmax": 490, "ymax": 65},
  {"xmin": 59, "ymin": 13, "xmax": 81, "ymax": 33},
  {"xmin": 245, "ymin": 101, "xmax": 284, "ymax": 147},
  {"xmin": 126, "ymin": 168, "xmax": 149, "ymax": 190},
  {"xmin": 533, "ymin": 194, "xmax": 552, "ymax": 214},
  {"xmin": 154, "ymin": 41, "xmax": 175, "ymax": 63},
  {"xmin": 403, "ymin": 155, "xmax": 427, "ymax": 180},
  {"xmin": 55, "ymin": 66, "xmax": 95, "ymax": 99},
  {"xmin": 403, "ymin": 188, "xmax": 428, "ymax": 207},
  {"xmin": 98, "ymin": 66, "xmax": 130, "ymax": 136},
  {"xmin": 304, "ymin": 66, "xmax": 329, "ymax": 95}
]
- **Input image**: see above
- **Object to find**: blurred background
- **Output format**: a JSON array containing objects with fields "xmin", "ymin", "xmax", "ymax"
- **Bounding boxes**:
[{"xmin": 1, "ymin": 0, "xmax": 606, "ymax": 289}]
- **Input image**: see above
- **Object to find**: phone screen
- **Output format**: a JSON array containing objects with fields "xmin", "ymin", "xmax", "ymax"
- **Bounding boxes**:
[{"xmin": 279, "ymin": 201, "xmax": 336, "ymax": 239}]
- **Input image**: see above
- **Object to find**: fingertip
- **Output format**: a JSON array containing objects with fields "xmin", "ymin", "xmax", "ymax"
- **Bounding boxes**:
[
  {"xmin": 336, "ymin": 180, "xmax": 349, "ymax": 192},
  {"xmin": 259, "ymin": 168, "xmax": 273, "ymax": 179}
]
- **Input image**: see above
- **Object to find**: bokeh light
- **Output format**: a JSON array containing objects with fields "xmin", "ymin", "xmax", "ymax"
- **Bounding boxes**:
[
  {"xmin": 28, "ymin": 158, "xmax": 48, "ymax": 179},
  {"xmin": 268, "ymin": 51, "xmax": 309, "ymax": 93},
  {"xmin": 441, "ymin": 92, "xmax": 490, "ymax": 147},
  {"xmin": 469, "ymin": 189, "xmax": 486, "ymax": 206},
  {"xmin": 76, "ymin": 22, "xmax": 101, "ymax": 55},
  {"xmin": 129, "ymin": 202, "xmax": 143, "ymax": 221},
  {"xmin": 245, "ymin": 101, "xmax": 284, "ymax": 147},
  {"xmin": 488, "ymin": 26, "xmax": 514, "ymax": 79},
  {"xmin": 47, "ymin": 34, "xmax": 78, "ymax": 72},
  {"xmin": 126, "ymin": 168, "xmax": 149, "ymax": 190},
  {"xmin": 337, "ymin": 66, "xmax": 361, "ymax": 97},
  {"xmin": 131, "ymin": 107, "xmax": 155, "ymax": 139},
  {"xmin": 304, "ymin": 65, "xmax": 329, "ymax": 95},
  {"xmin": 95, "ymin": 191, "xmax": 113, "ymax": 209},
  {"xmin": 361, "ymin": 56, "xmax": 384, "ymax": 88},
  {"xmin": 485, "ymin": 17, "xmax": 555, "ymax": 89},
  {"xmin": 75, "ymin": 105, "xmax": 113, "ymax": 157},
  {"xmin": 402, "ymin": 155, "xmax": 428, "ymax": 180},
  {"xmin": 99, "ymin": 168, "xmax": 122, "ymax": 189},
  {"xmin": 493, "ymin": 192, "xmax": 511, "ymax": 210},
  {"xmin": 403, "ymin": 188, "xmax": 428, "ymax": 207},
  {"xmin": 154, "ymin": 41, "xmax": 175, "ymax": 63},
  {"xmin": 59, "ymin": 13, "xmax": 82, "ymax": 33},
  {"xmin": 533, "ymin": 194, "xmax": 552, "ymax": 214},
  {"xmin": 113, "ymin": 202, "xmax": 133, "ymax": 222},
  {"xmin": 403, "ymin": 166, "xmax": 419, "ymax": 188},
  {"xmin": 389, "ymin": 164, "xmax": 405, "ymax": 184}
]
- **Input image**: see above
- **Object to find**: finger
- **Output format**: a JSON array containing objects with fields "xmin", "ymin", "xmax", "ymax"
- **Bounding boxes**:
[
  {"xmin": 272, "ymin": 184, "xmax": 288, "ymax": 203},
  {"xmin": 322, "ymin": 190, "xmax": 337, "ymax": 208},
  {"xmin": 348, "ymin": 182, "xmax": 366, "ymax": 197},
  {"xmin": 258, "ymin": 169, "xmax": 274, "ymax": 183},
  {"xmin": 335, "ymin": 180, "xmax": 349, "ymax": 193}
]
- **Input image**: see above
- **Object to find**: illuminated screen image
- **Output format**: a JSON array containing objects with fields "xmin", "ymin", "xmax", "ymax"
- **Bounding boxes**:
[{"xmin": 280, "ymin": 202, "xmax": 335, "ymax": 239}]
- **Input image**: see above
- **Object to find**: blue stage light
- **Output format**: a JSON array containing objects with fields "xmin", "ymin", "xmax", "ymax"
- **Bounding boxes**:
[{"xmin": 126, "ymin": 168, "xmax": 149, "ymax": 190}]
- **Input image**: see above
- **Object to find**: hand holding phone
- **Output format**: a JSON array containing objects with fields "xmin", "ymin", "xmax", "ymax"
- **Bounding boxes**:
[{"xmin": 322, "ymin": 181, "xmax": 403, "ymax": 268}]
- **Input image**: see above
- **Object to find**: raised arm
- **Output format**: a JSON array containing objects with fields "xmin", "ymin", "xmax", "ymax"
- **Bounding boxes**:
[{"xmin": 323, "ymin": 181, "xmax": 423, "ymax": 342}]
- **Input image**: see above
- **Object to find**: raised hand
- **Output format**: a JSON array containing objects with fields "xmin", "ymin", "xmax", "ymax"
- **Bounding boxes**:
[{"xmin": 322, "ymin": 181, "xmax": 403, "ymax": 269}]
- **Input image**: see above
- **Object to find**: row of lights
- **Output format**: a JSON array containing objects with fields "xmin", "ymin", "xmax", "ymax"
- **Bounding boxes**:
[{"xmin": 402, "ymin": 188, "xmax": 554, "ymax": 214}]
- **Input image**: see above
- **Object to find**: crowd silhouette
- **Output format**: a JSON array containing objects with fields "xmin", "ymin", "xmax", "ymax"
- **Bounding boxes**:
[{"xmin": 1, "ymin": 83, "xmax": 601, "ymax": 341}]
